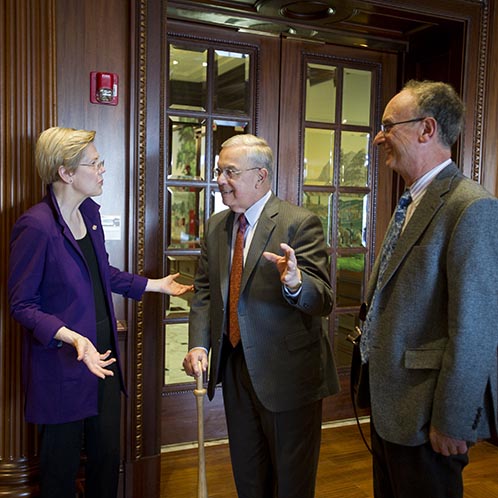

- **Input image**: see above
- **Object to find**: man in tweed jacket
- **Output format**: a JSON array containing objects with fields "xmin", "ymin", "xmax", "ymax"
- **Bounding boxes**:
[{"xmin": 361, "ymin": 80, "xmax": 498, "ymax": 498}]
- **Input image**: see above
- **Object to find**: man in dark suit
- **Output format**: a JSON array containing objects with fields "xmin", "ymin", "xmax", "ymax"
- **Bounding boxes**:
[
  {"xmin": 360, "ymin": 80, "xmax": 498, "ymax": 498},
  {"xmin": 183, "ymin": 134, "xmax": 339, "ymax": 498}
]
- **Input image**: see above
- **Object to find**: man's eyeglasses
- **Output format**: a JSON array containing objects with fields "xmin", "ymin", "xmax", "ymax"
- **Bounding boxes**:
[
  {"xmin": 214, "ymin": 167, "xmax": 261, "ymax": 179},
  {"xmin": 79, "ymin": 159, "xmax": 105, "ymax": 171},
  {"xmin": 380, "ymin": 117, "xmax": 426, "ymax": 134}
]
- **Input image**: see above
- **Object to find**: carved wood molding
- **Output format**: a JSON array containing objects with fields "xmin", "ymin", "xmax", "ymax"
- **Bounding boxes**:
[
  {"xmin": 133, "ymin": 0, "xmax": 149, "ymax": 460},
  {"xmin": 472, "ymin": 0, "xmax": 489, "ymax": 182}
]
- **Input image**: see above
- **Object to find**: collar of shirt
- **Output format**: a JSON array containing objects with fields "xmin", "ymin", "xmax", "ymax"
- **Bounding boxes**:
[
  {"xmin": 404, "ymin": 159, "xmax": 452, "ymax": 226},
  {"xmin": 233, "ymin": 190, "xmax": 272, "ymax": 260}
]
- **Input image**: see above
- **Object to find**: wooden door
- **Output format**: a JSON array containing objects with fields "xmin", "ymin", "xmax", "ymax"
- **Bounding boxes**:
[
  {"xmin": 161, "ymin": 21, "xmax": 281, "ymax": 446},
  {"xmin": 277, "ymin": 39, "xmax": 397, "ymax": 420}
]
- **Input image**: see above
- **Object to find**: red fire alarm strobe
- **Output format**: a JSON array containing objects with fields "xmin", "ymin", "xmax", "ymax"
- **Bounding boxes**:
[{"xmin": 90, "ymin": 72, "xmax": 119, "ymax": 105}]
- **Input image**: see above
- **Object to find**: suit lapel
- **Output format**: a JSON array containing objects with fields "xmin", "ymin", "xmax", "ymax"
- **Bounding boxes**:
[
  {"xmin": 241, "ymin": 195, "xmax": 278, "ymax": 290},
  {"xmin": 378, "ymin": 164, "xmax": 458, "ymax": 290}
]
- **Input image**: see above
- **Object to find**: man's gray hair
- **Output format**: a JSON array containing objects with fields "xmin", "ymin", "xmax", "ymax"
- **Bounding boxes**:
[
  {"xmin": 403, "ymin": 80, "xmax": 464, "ymax": 148},
  {"xmin": 221, "ymin": 134, "xmax": 273, "ymax": 178}
]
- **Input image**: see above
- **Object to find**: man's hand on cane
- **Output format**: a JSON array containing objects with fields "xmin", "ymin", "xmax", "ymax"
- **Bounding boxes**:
[{"xmin": 183, "ymin": 348, "xmax": 208, "ymax": 378}]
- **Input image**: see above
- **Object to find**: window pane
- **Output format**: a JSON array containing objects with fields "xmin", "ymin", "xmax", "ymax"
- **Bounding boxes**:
[
  {"xmin": 212, "ymin": 120, "xmax": 248, "ymax": 174},
  {"xmin": 303, "ymin": 128, "xmax": 334, "ymax": 185},
  {"xmin": 333, "ymin": 313, "xmax": 359, "ymax": 368},
  {"xmin": 305, "ymin": 63, "xmax": 337, "ymax": 123},
  {"xmin": 167, "ymin": 187, "xmax": 205, "ymax": 249},
  {"xmin": 336, "ymin": 254, "xmax": 365, "ymax": 307},
  {"xmin": 169, "ymin": 45, "xmax": 207, "ymax": 111},
  {"xmin": 342, "ymin": 68, "xmax": 371, "ymax": 126},
  {"xmin": 214, "ymin": 50, "xmax": 250, "ymax": 114},
  {"xmin": 211, "ymin": 189, "xmax": 229, "ymax": 216},
  {"xmin": 164, "ymin": 322, "xmax": 189, "ymax": 384},
  {"xmin": 166, "ymin": 255, "xmax": 196, "ymax": 317},
  {"xmin": 340, "ymin": 131, "xmax": 370, "ymax": 187},
  {"xmin": 168, "ymin": 117, "xmax": 206, "ymax": 179},
  {"xmin": 338, "ymin": 193, "xmax": 368, "ymax": 248},
  {"xmin": 302, "ymin": 192, "xmax": 333, "ymax": 246}
]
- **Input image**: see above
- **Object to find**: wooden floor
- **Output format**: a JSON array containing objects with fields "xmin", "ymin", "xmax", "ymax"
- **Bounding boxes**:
[{"xmin": 161, "ymin": 421, "xmax": 498, "ymax": 498}]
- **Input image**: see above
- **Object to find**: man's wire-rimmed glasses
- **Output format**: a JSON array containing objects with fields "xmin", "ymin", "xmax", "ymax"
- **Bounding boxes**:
[
  {"xmin": 214, "ymin": 167, "xmax": 261, "ymax": 180},
  {"xmin": 380, "ymin": 117, "xmax": 427, "ymax": 134}
]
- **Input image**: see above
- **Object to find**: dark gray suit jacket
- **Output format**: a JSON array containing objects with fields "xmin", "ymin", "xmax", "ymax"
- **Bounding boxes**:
[
  {"xmin": 365, "ymin": 163, "xmax": 498, "ymax": 446},
  {"xmin": 188, "ymin": 194, "xmax": 340, "ymax": 412}
]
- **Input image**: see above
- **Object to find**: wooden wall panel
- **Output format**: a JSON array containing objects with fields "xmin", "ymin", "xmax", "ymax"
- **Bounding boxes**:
[
  {"xmin": 0, "ymin": 0, "xmax": 57, "ymax": 495},
  {"xmin": 56, "ymin": 0, "xmax": 131, "ymax": 319}
]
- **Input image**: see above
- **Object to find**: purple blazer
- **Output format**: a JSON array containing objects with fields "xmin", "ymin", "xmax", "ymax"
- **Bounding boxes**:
[{"xmin": 8, "ymin": 187, "xmax": 147, "ymax": 424}]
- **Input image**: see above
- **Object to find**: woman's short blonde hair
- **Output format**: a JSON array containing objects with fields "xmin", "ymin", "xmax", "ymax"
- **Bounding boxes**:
[{"xmin": 35, "ymin": 127, "xmax": 96, "ymax": 184}]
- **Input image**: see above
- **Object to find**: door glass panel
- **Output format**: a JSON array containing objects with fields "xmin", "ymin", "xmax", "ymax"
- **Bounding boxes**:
[
  {"xmin": 301, "ymin": 59, "xmax": 376, "ymax": 372},
  {"xmin": 305, "ymin": 63, "xmax": 337, "ymax": 123},
  {"xmin": 340, "ymin": 132, "xmax": 370, "ymax": 187},
  {"xmin": 303, "ymin": 128, "xmax": 334, "ymax": 185},
  {"xmin": 336, "ymin": 254, "xmax": 365, "ymax": 306},
  {"xmin": 342, "ymin": 68, "xmax": 371, "ymax": 126},
  {"xmin": 164, "ymin": 323, "xmax": 189, "ymax": 384},
  {"xmin": 214, "ymin": 50, "xmax": 250, "ymax": 113},
  {"xmin": 167, "ymin": 186, "xmax": 205, "ymax": 249},
  {"xmin": 333, "ymin": 313, "xmax": 358, "ymax": 366},
  {"xmin": 338, "ymin": 193, "xmax": 368, "ymax": 248},
  {"xmin": 211, "ymin": 190, "xmax": 229, "ymax": 215},
  {"xmin": 212, "ymin": 120, "xmax": 248, "ymax": 173},
  {"xmin": 165, "ymin": 38, "xmax": 254, "ymax": 386},
  {"xmin": 169, "ymin": 45, "xmax": 207, "ymax": 111},
  {"xmin": 302, "ymin": 192, "xmax": 333, "ymax": 246},
  {"xmin": 168, "ymin": 117, "xmax": 206, "ymax": 179},
  {"xmin": 166, "ymin": 255, "xmax": 196, "ymax": 316}
]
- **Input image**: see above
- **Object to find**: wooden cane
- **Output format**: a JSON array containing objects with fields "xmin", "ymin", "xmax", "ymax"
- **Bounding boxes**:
[{"xmin": 194, "ymin": 361, "xmax": 208, "ymax": 498}]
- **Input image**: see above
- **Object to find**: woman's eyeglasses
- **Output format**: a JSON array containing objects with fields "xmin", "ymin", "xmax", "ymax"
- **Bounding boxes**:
[{"xmin": 79, "ymin": 159, "xmax": 105, "ymax": 171}]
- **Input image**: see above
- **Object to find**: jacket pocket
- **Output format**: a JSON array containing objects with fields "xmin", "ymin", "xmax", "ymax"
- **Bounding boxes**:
[{"xmin": 404, "ymin": 348, "xmax": 444, "ymax": 370}]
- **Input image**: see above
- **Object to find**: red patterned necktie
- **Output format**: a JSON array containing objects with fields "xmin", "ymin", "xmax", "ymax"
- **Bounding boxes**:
[{"xmin": 228, "ymin": 214, "xmax": 248, "ymax": 347}]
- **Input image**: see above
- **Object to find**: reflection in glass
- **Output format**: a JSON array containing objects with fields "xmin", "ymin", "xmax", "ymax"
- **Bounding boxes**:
[
  {"xmin": 342, "ymin": 68, "xmax": 371, "ymax": 126},
  {"xmin": 303, "ymin": 128, "xmax": 334, "ymax": 185},
  {"xmin": 212, "ymin": 120, "xmax": 248, "ymax": 172},
  {"xmin": 168, "ymin": 117, "xmax": 206, "ymax": 179},
  {"xmin": 211, "ymin": 190, "xmax": 229, "ymax": 215},
  {"xmin": 214, "ymin": 50, "xmax": 250, "ymax": 113},
  {"xmin": 340, "ymin": 131, "xmax": 370, "ymax": 187},
  {"xmin": 305, "ymin": 63, "xmax": 336, "ymax": 123},
  {"xmin": 336, "ymin": 254, "xmax": 365, "ymax": 307},
  {"xmin": 164, "ymin": 322, "xmax": 190, "ymax": 384},
  {"xmin": 334, "ymin": 313, "xmax": 359, "ymax": 367},
  {"xmin": 166, "ymin": 255, "xmax": 196, "ymax": 317},
  {"xmin": 302, "ymin": 192, "xmax": 333, "ymax": 246},
  {"xmin": 169, "ymin": 45, "xmax": 207, "ymax": 111},
  {"xmin": 168, "ymin": 187, "xmax": 205, "ymax": 249},
  {"xmin": 338, "ymin": 193, "xmax": 368, "ymax": 248}
]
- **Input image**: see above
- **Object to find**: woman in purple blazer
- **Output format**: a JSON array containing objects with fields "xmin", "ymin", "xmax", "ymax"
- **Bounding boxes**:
[{"xmin": 8, "ymin": 127, "xmax": 191, "ymax": 498}]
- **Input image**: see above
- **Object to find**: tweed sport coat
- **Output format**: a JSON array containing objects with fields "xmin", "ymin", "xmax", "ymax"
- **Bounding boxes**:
[
  {"xmin": 188, "ymin": 194, "xmax": 340, "ymax": 412},
  {"xmin": 363, "ymin": 162, "xmax": 498, "ymax": 446}
]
